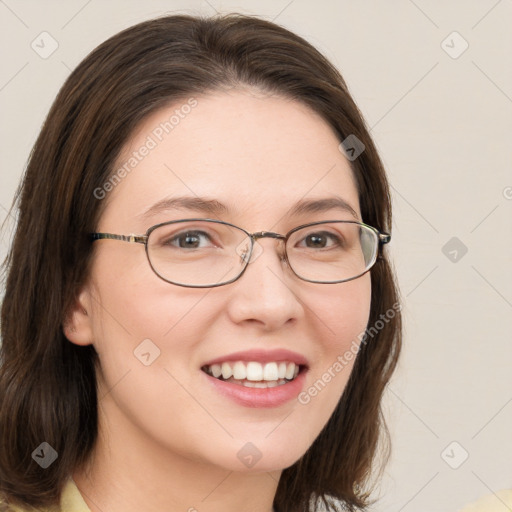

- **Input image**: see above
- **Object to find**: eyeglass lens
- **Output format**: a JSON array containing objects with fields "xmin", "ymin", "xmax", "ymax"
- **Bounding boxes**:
[{"xmin": 146, "ymin": 220, "xmax": 379, "ymax": 287}]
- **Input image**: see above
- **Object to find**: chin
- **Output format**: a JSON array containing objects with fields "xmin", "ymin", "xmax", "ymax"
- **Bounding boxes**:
[{"xmin": 214, "ymin": 438, "xmax": 312, "ymax": 473}]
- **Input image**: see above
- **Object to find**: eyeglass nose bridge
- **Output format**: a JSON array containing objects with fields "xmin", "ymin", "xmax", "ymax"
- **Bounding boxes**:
[
  {"xmin": 243, "ymin": 231, "xmax": 288, "ymax": 265},
  {"xmin": 251, "ymin": 231, "xmax": 286, "ymax": 241}
]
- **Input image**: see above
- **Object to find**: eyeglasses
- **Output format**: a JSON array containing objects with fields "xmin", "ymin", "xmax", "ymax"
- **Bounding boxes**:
[{"xmin": 90, "ymin": 218, "xmax": 390, "ymax": 288}]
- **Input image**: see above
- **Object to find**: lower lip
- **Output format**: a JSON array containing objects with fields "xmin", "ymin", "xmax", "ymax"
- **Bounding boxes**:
[{"xmin": 203, "ymin": 369, "xmax": 307, "ymax": 408}]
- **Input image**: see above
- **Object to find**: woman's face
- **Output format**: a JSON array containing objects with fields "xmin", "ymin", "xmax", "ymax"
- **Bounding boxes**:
[{"xmin": 74, "ymin": 89, "xmax": 371, "ymax": 473}]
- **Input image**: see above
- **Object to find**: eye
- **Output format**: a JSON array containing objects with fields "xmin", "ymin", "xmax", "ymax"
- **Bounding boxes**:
[
  {"xmin": 297, "ymin": 231, "xmax": 343, "ymax": 249},
  {"xmin": 165, "ymin": 230, "xmax": 214, "ymax": 249}
]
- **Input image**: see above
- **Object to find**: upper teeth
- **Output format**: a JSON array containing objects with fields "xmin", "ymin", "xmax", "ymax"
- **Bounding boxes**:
[{"xmin": 204, "ymin": 361, "xmax": 299, "ymax": 381}]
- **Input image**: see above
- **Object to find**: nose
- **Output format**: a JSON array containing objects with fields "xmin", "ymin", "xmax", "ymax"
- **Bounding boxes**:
[{"xmin": 225, "ymin": 236, "xmax": 304, "ymax": 331}]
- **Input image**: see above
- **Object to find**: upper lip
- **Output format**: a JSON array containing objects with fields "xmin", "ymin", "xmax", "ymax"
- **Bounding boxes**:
[{"xmin": 201, "ymin": 349, "xmax": 309, "ymax": 368}]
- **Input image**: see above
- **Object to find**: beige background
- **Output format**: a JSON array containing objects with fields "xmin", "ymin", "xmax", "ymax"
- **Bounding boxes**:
[{"xmin": 1, "ymin": 1, "xmax": 511, "ymax": 511}]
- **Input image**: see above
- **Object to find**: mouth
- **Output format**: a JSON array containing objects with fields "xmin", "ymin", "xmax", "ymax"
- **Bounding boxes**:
[{"xmin": 201, "ymin": 361, "xmax": 305, "ymax": 389}]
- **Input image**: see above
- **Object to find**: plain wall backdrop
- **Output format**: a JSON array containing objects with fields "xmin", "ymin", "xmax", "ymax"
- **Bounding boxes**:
[{"xmin": 1, "ymin": 1, "xmax": 511, "ymax": 511}]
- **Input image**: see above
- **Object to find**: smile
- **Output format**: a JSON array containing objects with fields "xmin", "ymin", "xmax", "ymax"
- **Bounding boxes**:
[{"xmin": 201, "ymin": 361, "xmax": 301, "ymax": 388}]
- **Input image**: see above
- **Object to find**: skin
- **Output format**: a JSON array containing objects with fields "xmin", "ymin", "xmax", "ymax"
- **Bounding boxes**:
[{"xmin": 66, "ymin": 88, "xmax": 372, "ymax": 512}]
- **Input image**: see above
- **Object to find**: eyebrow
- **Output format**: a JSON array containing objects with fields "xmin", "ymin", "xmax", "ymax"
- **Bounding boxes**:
[{"xmin": 139, "ymin": 195, "xmax": 359, "ymax": 221}]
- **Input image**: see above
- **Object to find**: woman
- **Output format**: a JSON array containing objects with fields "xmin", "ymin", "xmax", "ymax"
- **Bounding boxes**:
[{"xmin": 0, "ymin": 13, "xmax": 401, "ymax": 512}]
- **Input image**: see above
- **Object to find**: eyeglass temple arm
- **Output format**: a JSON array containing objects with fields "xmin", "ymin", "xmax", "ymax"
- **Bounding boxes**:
[{"xmin": 90, "ymin": 233, "xmax": 148, "ymax": 244}]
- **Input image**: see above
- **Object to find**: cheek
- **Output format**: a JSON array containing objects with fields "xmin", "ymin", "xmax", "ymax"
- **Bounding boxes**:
[
  {"xmin": 88, "ymin": 247, "xmax": 194, "ymax": 347},
  {"xmin": 299, "ymin": 274, "xmax": 371, "ymax": 414},
  {"xmin": 87, "ymin": 276, "xmax": 219, "ymax": 460},
  {"xmin": 317, "ymin": 273, "xmax": 372, "ymax": 349},
  {"xmin": 87, "ymin": 256, "xmax": 223, "ymax": 402}
]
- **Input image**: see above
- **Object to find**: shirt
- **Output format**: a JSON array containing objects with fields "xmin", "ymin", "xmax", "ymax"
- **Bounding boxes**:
[
  {"xmin": 5, "ymin": 478, "xmax": 91, "ymax": 512},
  {"xmin": 457, "ymin": 489, "xmax": 512, "ymax": 511},
  {"xmin": 7, "ymin": 484, "xmax": 511, "ymax": 511}
]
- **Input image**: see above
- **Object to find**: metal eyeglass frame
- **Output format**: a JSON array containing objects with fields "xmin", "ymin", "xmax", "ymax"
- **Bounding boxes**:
[{"xmin": 90, "ymin": 218, "xmax": 391, "ymax": 288}]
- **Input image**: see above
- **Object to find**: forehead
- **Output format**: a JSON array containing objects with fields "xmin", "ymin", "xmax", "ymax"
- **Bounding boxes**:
[{"xmin": 101, "ymin": 89, "xmax": 360, "ymax": 229}]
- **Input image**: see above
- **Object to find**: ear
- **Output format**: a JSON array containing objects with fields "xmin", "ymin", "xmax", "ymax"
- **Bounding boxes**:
[{"xmin": 63, "ymin": 288, "xmax": 94, "ymax": 346}]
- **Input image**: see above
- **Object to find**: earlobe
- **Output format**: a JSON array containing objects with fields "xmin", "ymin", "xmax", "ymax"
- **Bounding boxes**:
[{"xmin": 63, "ymin": 290, "xmax": 94, "ymax": 346}]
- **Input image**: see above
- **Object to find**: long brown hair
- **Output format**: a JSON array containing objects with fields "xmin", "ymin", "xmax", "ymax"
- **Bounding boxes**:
[{"xmin": 0, "ymin": 13, "xmax": 401, "ymax": 511}]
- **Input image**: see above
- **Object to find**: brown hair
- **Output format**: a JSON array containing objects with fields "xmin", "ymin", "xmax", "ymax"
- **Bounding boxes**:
[{"xmin": 0, "ymin": 13, "xmax": 401, "ymax": 511}]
